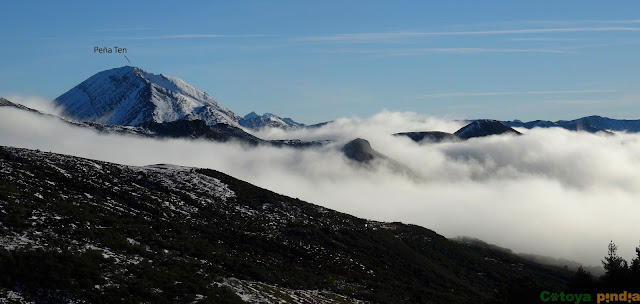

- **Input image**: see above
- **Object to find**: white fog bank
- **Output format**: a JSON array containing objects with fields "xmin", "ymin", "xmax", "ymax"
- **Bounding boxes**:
[{"xmin": 1, "ymin": 106, "xmax": 639, "ymax": 267}]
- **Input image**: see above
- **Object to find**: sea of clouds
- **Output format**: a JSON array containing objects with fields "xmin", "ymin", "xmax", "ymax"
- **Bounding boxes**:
[{"xmin": 1, "ymin": 96, "xmax": 639, "ymax": 267}]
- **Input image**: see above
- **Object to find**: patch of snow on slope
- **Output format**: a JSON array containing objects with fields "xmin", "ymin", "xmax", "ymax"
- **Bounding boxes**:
[
  {"xmin": 0, "ymin": 289, "xmax": 36, "ymax": 304},
  {"xmin": 216, "ymin": 278, "xmax": 366, "ymax": 304},
  {"xmin": 142, "ymin": 164, "xmax": 236, "ymax": 203}
]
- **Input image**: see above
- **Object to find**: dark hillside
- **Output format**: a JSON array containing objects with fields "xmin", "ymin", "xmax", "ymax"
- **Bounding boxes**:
[{"xmin": 0, "ymin": 146, "xmax": 571, "ymax": 303}]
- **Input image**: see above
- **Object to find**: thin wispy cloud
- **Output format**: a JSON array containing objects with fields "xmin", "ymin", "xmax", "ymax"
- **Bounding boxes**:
[
  {"xmin": 542, "ymin": 94, "xmax": 640, "ymax": 107},
  {"xmin": 508, "ymin": 37, "xmax": 587, "ymax": 42},
  {"xmin": 446, "ymin": 19, "xmax": 640, "ymax": 30},
  {"xmin": 530, "ymin": 19, "xmax": 640, "ymax": 26},
  {"xmin": 95, "ymin": 27, "xmax": 160, "ymax": 32},
  {"xmin": 314, "ymin": 47, "xmax": 564, "ymax": 56},
  {"xmin": 543, "ymin": 99, "xmax": 607, "ymax": 105},
  {"xmin": 119, "ymin": 34, "xmax": 274, "ymax": 40},
  {"xmin": 418, "ymin": 90, "xmax": 613, "ymax": 99},
  {"xmin": 295, "ymin": 27, "xmax": 640, "ymax": 43},
  {"xmin": 556, "ymin": 40, "xmax": 640, "ymax": 50},
  {"xmin": 588, "ymin": 19, "xmax": 640, "ymax": 24}
]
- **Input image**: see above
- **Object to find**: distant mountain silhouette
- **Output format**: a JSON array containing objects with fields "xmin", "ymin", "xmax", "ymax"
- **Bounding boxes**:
[
  {"xmin": 503, "ymin": 115, "xmax": 639, "ymax": 133},
  {"xmin": 341, "ymin": 138, "xmax": 387, "ymax": 163},
  {"xmin": 394, "ymin": 131, "xmax": 460, "ymax": 143},
  {"xmin": 454, "ymin": 120, "xmax": 522, "ymax": 139}
]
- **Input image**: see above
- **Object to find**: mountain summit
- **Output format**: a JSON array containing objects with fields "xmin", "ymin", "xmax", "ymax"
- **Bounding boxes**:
[
  {"xmin": 454, "ymin": 119, "xmax": 521, "ymax": 139},
  {"xmin": 54, "ymin": 66, "xmax": 242, "ymax": 127},
  {"xmin": 239, "ymin": 111, "xmax": 305, "ymax": 130}
]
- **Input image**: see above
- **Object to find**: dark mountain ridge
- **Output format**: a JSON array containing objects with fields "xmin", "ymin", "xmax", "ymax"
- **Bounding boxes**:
[
  {"xmin": 0, "ymin": 145, "xmax": 572, "ymax": 303},
  {"xmin": 454, "ymin": 119, "xmax": 522, "ymax": 139},
  {"xmin": 503, "ymin": 115, "xmax": 638, "ymax": 133},
  {"xmin": 0, "ymin": 98, "xmax": 37, "ymax": 112},
  {"xmin": 394, "ymin": 131, "xmax": 460, "ymax": 143},
  {"xmin": 396, "ymin": 120, "xmax": 520, "ymax": 143},
  {"xmin": 395, "ymin": 115, "xmax": 637, "ymax": 144}
]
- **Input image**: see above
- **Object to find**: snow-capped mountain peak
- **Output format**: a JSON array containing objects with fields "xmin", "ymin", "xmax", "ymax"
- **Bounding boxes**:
[
  {"xmin": 243, "ymin": 111, "xmax": 260, "ymax": 120},
  {"xmin": 239, "ymin": 111, "xmax": 305, "ymax": 130},
  {"xmin": 54, "ymin": 66, "xmax": 242, "ymax": 127}
]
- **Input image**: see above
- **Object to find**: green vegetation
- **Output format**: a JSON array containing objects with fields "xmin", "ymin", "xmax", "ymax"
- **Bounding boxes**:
[{"xmin": 567, "ymin": 241, "xmax": 640, "ymax": 293}]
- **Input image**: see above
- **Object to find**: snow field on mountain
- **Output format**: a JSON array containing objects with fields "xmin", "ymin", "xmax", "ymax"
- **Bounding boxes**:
[{"xmin": 54, "ymin": 67, "xmax": 241, "ymax": 127}]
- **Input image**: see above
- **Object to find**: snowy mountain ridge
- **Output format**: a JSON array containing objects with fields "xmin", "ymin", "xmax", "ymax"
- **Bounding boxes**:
[
  {"xmin": 239, "ymin": 111, "xmax": 305, "ymax": 130},
  {"xmin": 54, "ymin": 66, "xmax": 242, "ymax": 127}
]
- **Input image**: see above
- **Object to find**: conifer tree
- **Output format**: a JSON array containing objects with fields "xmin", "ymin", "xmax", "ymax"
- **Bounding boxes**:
[
  {"xmin": 601, "ymin": 241, "xmax": 629, "ymax": 291},
  {"xmin": 630, "ymin": 241, "xmax": 640, "ymax": 291},
  {"xmin": 568, "ymin": 266, "xmax": 593, "ymax": 292}
]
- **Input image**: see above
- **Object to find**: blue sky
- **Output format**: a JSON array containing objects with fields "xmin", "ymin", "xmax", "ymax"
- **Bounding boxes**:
[{"xmin": 1, "ymin": 1, "xmax": 639, "ymax": 123}]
